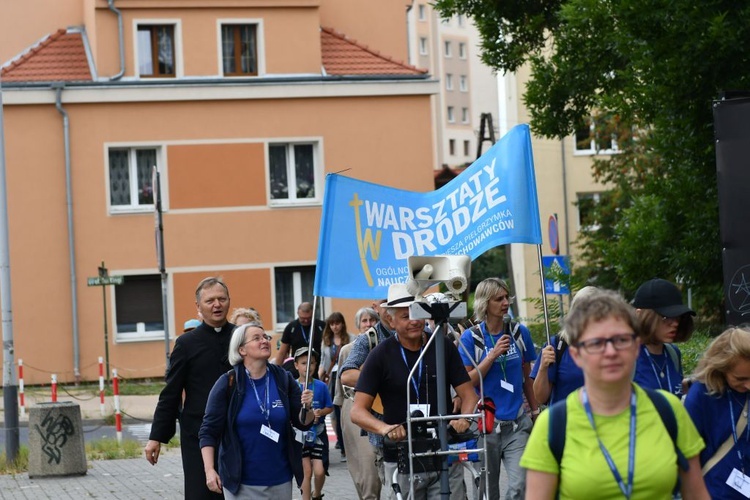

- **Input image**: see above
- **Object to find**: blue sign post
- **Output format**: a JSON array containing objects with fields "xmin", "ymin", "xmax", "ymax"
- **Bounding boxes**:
[{"xmin": 542, "ymin": 255, "xmax": 570, "ymax": 295}]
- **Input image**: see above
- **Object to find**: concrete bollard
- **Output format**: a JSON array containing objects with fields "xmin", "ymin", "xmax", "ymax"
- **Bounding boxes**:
[{"xmin": 28, "ymin": 401, "xmax": 87, "ymax": 477}]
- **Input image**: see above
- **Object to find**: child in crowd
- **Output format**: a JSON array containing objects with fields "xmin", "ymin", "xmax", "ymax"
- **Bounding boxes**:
[{"xmin": 294, "ymin": 347, "xmax": 333, "ymax": 500}]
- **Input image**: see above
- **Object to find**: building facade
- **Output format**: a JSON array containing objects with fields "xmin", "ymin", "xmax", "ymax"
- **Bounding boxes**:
[{"xmin": 1, "ymin": 0, "xmax": 437, "ymax": 384}]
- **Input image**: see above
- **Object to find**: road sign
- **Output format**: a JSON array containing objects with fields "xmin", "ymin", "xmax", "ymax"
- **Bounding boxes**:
[
  {"xmin": 542, "ymin": 255, "xmax": 570, "ymax": 295},
  {"xmin": 87, "ymin": 276, "xmax": 124, "ymax": 286}
]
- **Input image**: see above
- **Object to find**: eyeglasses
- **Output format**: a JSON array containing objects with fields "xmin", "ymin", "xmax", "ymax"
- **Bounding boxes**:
[
  {"xmin": 243, "ymin": 334, "xmax": 271, "ymax": 346},
  {"xmin": 575, "ymin": 333, "xmax": 636, "ymax": 354}
]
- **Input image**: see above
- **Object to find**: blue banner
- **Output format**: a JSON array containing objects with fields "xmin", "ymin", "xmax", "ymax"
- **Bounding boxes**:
[{"xmin": 314, "ymin": 124, "xmax": 542, "ymax": 299}]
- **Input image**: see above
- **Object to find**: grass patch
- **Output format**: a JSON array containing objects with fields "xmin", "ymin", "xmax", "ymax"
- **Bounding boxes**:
[
  {"xmin": 0, "ymin": 446, "xmax": 29, "ymax": 474},
  {"xmin": 85, "ymin": 438, "xmax": 143, "ymax": 461}
]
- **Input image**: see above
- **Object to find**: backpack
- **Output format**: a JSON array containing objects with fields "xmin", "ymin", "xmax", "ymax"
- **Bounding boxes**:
[
  {"xmin": 663, "ymin": 343, "xmax": 681, "ymax": 374},
  {"xmin": 469, "ymin": 321, "xmax": 527, "ymax": 363},
  {"xmin": 548, "ymin": 387, "xmax": 688, "ymax": 494}
]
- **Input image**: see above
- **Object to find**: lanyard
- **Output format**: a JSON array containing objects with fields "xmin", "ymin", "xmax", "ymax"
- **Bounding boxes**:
[
  {"xmin": 582, "ymin": 387, "xmax": 637, "ymax": 499},
  {"xmin": 247, "ymin": 370, "xmax": 270, "ymax": 424},
  {"xmin": 729, "ymin": 393, "xmax": 750, "ymax": 473},
  {"xmin": 399, "ymin": 343, "xmax": 423, "ymax": 404},
  {"xmin": 299, "ymin": 324, "xmax": 309, "ymax": 345},
  {"xmin": 642, "ymin": 346, "xmax": 673, "ymax": 394},
  {"xmin": 481, "ymin": 322, "xmax": 507, "ymax": 380}
]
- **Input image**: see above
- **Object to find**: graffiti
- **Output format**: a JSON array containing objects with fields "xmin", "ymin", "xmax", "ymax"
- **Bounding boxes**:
[{"xmin": 35, "ymin": 413, "xmax": 75, "ymax": 465}]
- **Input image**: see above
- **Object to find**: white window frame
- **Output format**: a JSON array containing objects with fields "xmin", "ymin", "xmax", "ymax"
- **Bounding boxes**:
[
  {"xmin": 445, "ymin": 73, "xmax": 453, "ymax": 91},
  {"xmin": 447, "ymin": 106, "xmax": 455, "ymax": 123},
  {"xmin": 112, "ymin": 272, "xmax": 171, "ymax": 343},
  {"xmin": 462, "ymin": 107, "xmax": 469, "ymax": 123},
  {"xmin": 577, "ymin": 192, "xmax": 603, "ymax": 231},
  {"xmin": 273, "ymin": 265, "xmax": 316, "ymax": 331},
  {"xmin": 418, "ymin": 4, "xmax": 426, "ymax": 21},
  {"xmin": 419, "ymin": 37, "xmax": 428, "ymax": 55},
  {"xmin": 444, "ymin": 40, "xmax": 452, "ymax": 58},
  {"xmin": 458, "ymin": 42, "xmax": 467, "ymax": 59},
  {"xmin": 106, "ymin": 144, "xmax": 166, "ymax": 214},
  {"xmin": 459, "ymin": 74, "xmax": 468, "ymax": 92},
  {"xmin": 266, "ymin": 139, "xmax": 324, "ymax": 207},
  {"xmin": 574, "ymin": 119, "xmax": 620, "ymax": 156},
  {"xmin": 133, "ymin": 19, "xmax": 184, "ymax": 78},
  {"xmin": 216, "ymin": 19, "xmax": 266, "ymax": 77},
  {"xmin": 457, "ymin": 14, "xmax": 465, "ymax": 27}
]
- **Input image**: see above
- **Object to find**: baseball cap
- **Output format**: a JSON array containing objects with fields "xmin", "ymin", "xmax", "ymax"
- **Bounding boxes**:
[
  {"xmin": 632, "ymin": 279, "xmax": 695, "ymax": 317},
  {"xmin": 183, "ymin": 319, "xmax": 201, "ymax": 331},
  {"xmin": 294, "ymin": 347, "xmax": 319, "ymax": 361}
]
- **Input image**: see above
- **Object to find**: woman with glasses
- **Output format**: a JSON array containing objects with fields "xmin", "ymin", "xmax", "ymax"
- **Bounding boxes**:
[
  {"xmin": 632, "ymin": 279, "xmax": 695, "ymax": 397},
  {"xmin": 199, "ymin": 322, "xmax": 315, "ymax": 499},
  {"xmin": 685, "ymin": 326, "xmax": 750, "ymax": 499},
  {"xmin": 521, "ymin": 289, "xmax": 708, "ymax": 499}
]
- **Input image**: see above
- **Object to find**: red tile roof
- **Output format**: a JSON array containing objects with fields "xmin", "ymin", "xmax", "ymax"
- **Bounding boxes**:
[
  {"xmin": 2, "ymin": 29, "xmax": 92, "ymax": 83},
  {"xmin": 321, "ymin": 27, "xmax": 427, "ymax": 76}
]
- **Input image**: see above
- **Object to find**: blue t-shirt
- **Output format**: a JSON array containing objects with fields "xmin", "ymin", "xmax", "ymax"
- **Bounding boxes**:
[
  {"xmin": 238, "ymin": 371, "xmax": 292, "ymax": 486},
  {"xmin": 529, "ymin": 337, "xmax": 584, "ymax": 405},
  {"xmin": 633, "ymin": 344, "xmax": 683, "ymax": 397},
  {"xmin": 298, "ymin": 378, "xmax": 333, "ymax": 442},
  {"xmin": 459, "ymin": 322, "xmax": 536, "ymax": 420},
  {"xmin": 685, "ymin": 381, "xmax": 750, "ymax": 499}
]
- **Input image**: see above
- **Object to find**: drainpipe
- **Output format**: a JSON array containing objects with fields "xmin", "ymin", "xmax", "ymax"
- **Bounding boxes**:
[
  {"xmin": 107, "ymin": 0, "xmax": 125, "ymax": 81},
  {"xmin": 53, "ymin": 84, "xmax": 81, "ymax": 382}
]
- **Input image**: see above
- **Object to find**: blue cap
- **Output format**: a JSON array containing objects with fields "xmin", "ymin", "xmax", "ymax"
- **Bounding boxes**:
[{"xmin": 183, "ymin": 319, "xmax": 202, "ymax": 331}]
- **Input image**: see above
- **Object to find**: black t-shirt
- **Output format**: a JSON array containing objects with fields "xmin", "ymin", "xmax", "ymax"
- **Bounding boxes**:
[
  {"xmin": 356, "ymin": 334, "xmax": 470, "ymax": 426},
  {"xmin": 281, "ymin": 318, "xmax": 325, "ymax": 356}
]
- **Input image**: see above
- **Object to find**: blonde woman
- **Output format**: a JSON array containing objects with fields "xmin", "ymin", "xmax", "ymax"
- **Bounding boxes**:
[{"xmin": 685, "ymin": 326, "xmax": 750, "ymax": 499}]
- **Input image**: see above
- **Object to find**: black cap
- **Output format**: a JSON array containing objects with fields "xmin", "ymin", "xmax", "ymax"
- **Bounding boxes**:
[{"xmin": 633, "ymin": 279, "xmax": 696, "ymax": 318}]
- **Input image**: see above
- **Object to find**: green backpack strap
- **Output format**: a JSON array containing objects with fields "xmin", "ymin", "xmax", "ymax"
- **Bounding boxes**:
[{"xmin": 664, "ymin": 343, "xmax": 682, "ymax": 374}]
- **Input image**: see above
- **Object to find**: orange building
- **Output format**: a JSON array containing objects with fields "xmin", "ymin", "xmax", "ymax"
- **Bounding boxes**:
[{"xmin": 1, "ymin": 0, "xmax": 437, "ymax": 384}]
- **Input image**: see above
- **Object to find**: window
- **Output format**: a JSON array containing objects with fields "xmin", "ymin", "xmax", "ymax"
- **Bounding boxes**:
[
  {"xmin": 419, "ymin": 37, "xmax": 428, "ymax": 55},
  {"xmin": 575, "ymin": 119, "xmax": 596, "ymax": 153},
  {"xmin": 460, "ymin": 75, "xmax": 467, "ymax": 92},
  {"xmin": 114, "ymin": 274, "xmax": 164, "ymax": 341},
  {"xmin": 463, "ymin": 140, "xmax": 470, "ymax": 156},
  {"xmin": 446, "ymin": 73, "xmax": 454, "ymax": 91},
  {"xmin": 449, "ymin": 139, "xmax": 456, "ymax": 156},
  {"xmin": 221, "ymin": 24, "xmax": 258, "ymax": 76},
  {"xmin": 137, "ymin": 25, "xmax": 175, "ymax": 77},
  {"xmin": 447, "ymin": 106, "xmax": 455, "ymax": 122},
  {"xmin": 577, "ymin": 192, "xmax": 604, "ymax": 230},
  {"xmin": 275, "ymin": 266, "xmax": 315, "ymax": 330},
  {"xmin": 458, "ymin": 42, "xmax": 466, "ymax": 59},
  {"xmin": 457, "ymin": 14, "xmax": 465, "ymax": 27},
  {"xmin": 444, "ymin": 41, "xmax": 452, "ymax": 57},
  {"xmin": 575, "ymin": 117, "xmax": 620, "ymax": 154},
  {"xmin": 268, "ymin": 142, "xmax": 320, "ymax": 204},
  {"xmin": 418, "ymin": 4, "xmax": 426, "ymax": 21},
  {"xmin": 462, "ymin": 107, "xmax": 469, "ymax": 123},
  {"xmin": 109, "ymin": 147, "xmax": 158, "ymax": 211}
]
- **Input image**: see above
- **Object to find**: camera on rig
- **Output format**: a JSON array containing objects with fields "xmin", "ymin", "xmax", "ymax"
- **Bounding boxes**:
[{"xmin": 405, "ymin": 255, "xmax": 471, "ymax": 322}]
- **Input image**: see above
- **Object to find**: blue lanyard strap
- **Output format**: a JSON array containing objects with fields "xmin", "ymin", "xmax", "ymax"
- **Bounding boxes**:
[
  {"xmin": 398, "ymin": 342, "xmax": 423, "ymax": 404},
  {"xmin": 247, "ymin": 370, "xmax": 270, "ymax": 424},
  {"xmin": 582, "ymin": 387, "xmax": 637, "ymax": 499},
  {"xmin": 642, "ymin": 346, "xmax": 673, "ymax": 393},
  {"xmin": 729, "ymin": 394, "xmax": 750, "ymax": 473},
  {"xmin": 299, "ymin": 324, "xmax": 309, "ymax": 344}
]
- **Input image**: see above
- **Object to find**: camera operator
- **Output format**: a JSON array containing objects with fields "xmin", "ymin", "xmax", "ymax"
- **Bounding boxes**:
[{"xmin": 351, "ymin": 284, "xmax": 478, "ymax": 499}]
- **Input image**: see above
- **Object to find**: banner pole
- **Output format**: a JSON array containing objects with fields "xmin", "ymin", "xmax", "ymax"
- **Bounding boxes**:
[
  {"xmin": 304, "ymin": 296, "xmax": 318, "ymax": 388},
  {"xmin": 536, "ymin": 245, "xmax": 551, "ymax": 345}
]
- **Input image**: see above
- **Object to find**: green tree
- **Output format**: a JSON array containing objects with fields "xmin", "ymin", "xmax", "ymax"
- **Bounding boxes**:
[{"xmin": 435, "ymin": 0, "xmax": 750, "ymax": 316}]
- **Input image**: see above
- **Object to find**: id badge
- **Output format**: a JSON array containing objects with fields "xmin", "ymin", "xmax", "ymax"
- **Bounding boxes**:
[
  {"xmin": 727, "ymin": 468, "xmax": 750, "ymax": 498},
  {"xmin": 500, "ymin": 380, "xmax": 514, "ymax": 393},
  {"xmin": 409, "ymin": 403, "xmax": 430, "ymax": 417},
  {"xmin": 294, "ymin": 428, "xmax": 305, "ymax": 444},
  {"xmin": 260, "ymin": 424, "xmax": 280, "ymax": 443}
]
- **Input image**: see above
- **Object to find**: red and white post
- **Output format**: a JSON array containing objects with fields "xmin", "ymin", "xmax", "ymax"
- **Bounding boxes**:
[
  {"xmin": 18, "ymin": 359, "xmax": 25, "ymax": 417},
  {"xmin": 112, "ymin": 368, "xmax": 122, "ymax": 444},
  {"xmin": 51, "ymin": 374, "xmax": 58, "ymax": 402},
  {"xmin": 99, "ymin": 356, "xmax": 106, "ymax": 415}
]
